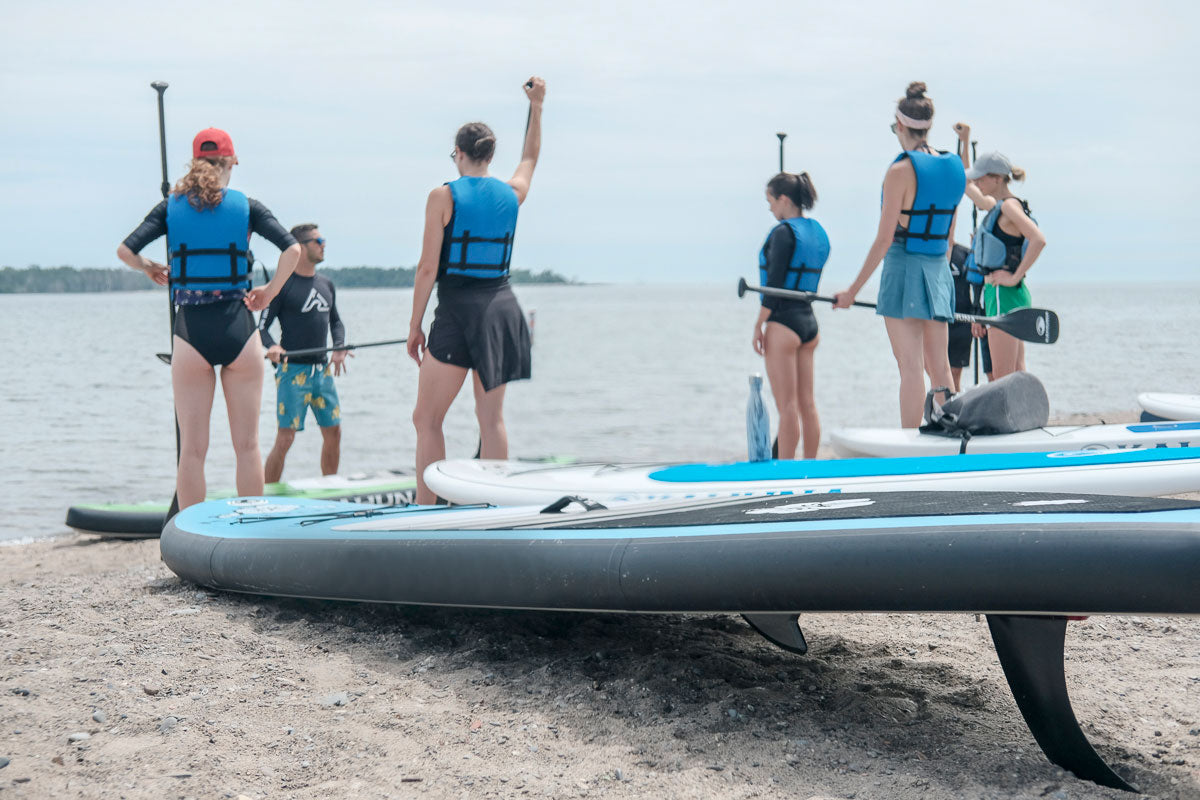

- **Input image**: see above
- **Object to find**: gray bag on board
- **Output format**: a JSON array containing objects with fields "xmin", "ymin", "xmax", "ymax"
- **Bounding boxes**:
[{"xmin": 921, "ymin": 371, "xmax": 1050, "ymax": 453}]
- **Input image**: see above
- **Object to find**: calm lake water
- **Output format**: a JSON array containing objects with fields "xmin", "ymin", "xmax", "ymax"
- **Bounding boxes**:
[{"xmin": 3, "ymin": 281, "xmax": 1197, "ymax": 540}]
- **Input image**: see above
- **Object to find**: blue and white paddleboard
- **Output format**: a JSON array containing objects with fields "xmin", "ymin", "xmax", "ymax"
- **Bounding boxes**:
[
  {"xmin": 830, "ymin": 420, "xmax": 1200, "ymax": 458},
  {"xmin": 1137, "ymin": 392, "xmax": 1200, "ymax": 422},
  {"xmin": 161, "ymin": 491, "xmax": 1200, "ymax": 616},
  {"xmin": 423, "ymin": 448, "xmax": 1200, "ymax": 506}
]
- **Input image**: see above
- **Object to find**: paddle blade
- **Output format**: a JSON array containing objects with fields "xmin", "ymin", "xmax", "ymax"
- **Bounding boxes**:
[
  {"xmin": 992, "ymin": 307, "xmax": 1059, "ymax": 344},
  {"xmin": 156, "ymin": 352, "xmax": 172, "ymax": 365},
  {"xmin": 737, "ymin": 277, "xmax": 748, "ymax": 298}
]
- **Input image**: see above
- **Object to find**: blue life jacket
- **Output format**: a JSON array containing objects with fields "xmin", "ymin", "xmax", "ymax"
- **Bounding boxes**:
[
  {"xmin": 891, "ymin": 150, "xmax": 966, "ymax": 255},
  {"xmin": 965, "ymin": 249, "xmax": 983, "ymax": 285},
  {"xmin": 758, "ymin": 217, "xmax": 830, "ymax": 294},
  {"xmin": 972, "ymin": 198, "xmax": 1034, "ymax": 274},
  {"xmin": 439, "ymin": 176, "xmax": 519, "ymax": 281},
  {"xmin": 166, "ymin": 189, "xmax": 252, "ymax": 296}
]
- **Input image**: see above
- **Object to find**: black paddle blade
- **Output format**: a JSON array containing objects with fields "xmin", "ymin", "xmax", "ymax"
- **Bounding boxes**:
[
  {"xmin": 737, "ymin": 277, "xmax": 749, "ymax": 298},
  {"xmin": 994, "ymin": 307, "xmax": 1060, "ymax": 345}
]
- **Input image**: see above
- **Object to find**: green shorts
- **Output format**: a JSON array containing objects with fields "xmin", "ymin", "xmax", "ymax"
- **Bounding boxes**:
[
  {"xmin": 983, "ymin": 280, "xmax": 1032, "ymax": 317},
  {"xmin": 275, "ymin": 362, "xmax": 341, "ymax": 431}
]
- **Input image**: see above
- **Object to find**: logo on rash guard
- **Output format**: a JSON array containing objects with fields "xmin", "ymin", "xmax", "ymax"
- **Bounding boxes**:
[{"xmin": 301, "ymin": 288, "xmax": 330, "ymax": 313}]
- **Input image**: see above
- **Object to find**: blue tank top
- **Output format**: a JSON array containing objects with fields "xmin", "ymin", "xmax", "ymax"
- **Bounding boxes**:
[
  {"xmin": 890, "ymin": 150, "xmax": 966, "ymax": 255},
  {"xmin": 166, "ymin": 189, "xmax": 252, "ymax": 299},
  {"xmin": 758, "ymin": 217, "xmax": 830, "ymax": 293},
  {"xmin": 439, "ymin": 176, "xmax": 519, "ymax": 286}
]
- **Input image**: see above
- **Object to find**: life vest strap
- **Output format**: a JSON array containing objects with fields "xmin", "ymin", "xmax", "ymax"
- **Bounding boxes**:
[
  {"xmin": 170, "ymin": 242, "xmax": 252, "ymax": 285},
  {"xmin": 447, "ymin": 229, "xmax": 513, "ymax": 272}
]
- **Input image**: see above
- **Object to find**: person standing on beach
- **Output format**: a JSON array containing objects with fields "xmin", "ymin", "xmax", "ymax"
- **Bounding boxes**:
[
  {"xmin": 117, "ymin": 128, "xmax": 301, "ymax": 509},
  {"xmin": 751, "ymin": 172, "xmax": 829, "ymax": 459},
  {"xmin": 946, "ymin": 242, "xmax": 976, "ymax": 392},
  {"xmin": 833, "ymin": 82, "xmax": 965, "ymax": 427},
  {"xmin": 408, "ymin": 77, "xmax": 545, "ymax": 504},
  {"xmin": 955, "ymin": 124, "xmax": 1047, "ymax": 379},
  {"xmin": 259, "ymin": 224, "xmax": 348, "ymax": 482}
]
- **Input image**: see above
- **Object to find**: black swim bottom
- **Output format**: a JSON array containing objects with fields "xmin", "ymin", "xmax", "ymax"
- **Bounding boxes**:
[
  {"xmin": 427, "ymin": 283, "xmax": 532, "ymax": 392},
  {"xmin": 767, "ymin": 301, "xmax": 818, "ymax": 344},
  {"xmin": 173, "ymin": 299, "xmax": 257, "ymax": 367}
]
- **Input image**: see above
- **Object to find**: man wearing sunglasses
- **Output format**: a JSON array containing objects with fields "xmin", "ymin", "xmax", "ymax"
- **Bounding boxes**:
[{"xmin": 259, "ymin": 223, "xmax": 348, "ymax": 482}]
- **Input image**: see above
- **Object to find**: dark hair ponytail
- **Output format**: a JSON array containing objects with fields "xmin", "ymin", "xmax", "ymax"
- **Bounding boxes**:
[
  {"xmin": 766, "ymin": 171, "xmax": 817, "ymax": 211},
  {"xmin": 455, "ymin": 122, "xmax": 496, "ymax": 162}
]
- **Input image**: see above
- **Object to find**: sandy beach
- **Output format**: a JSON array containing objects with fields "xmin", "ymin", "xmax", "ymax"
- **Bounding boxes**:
[{"xmin": 3, "ymin": 413, "xmax": 1198, "ymax": 799}]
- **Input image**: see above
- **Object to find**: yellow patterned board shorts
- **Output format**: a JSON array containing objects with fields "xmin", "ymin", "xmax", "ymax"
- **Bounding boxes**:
[{"xmin": 274, "ymin": 363, "xmax": 341, "ymax": 431}]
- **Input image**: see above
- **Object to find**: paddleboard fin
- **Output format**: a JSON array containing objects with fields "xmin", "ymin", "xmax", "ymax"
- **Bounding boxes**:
[
  {"xmin": 986, "ymin": 614, "xmax": 1137, "ymax": 793},
  {"xmin": 742, "ymin": 614, "xmax": 808, "ymax": 655}
]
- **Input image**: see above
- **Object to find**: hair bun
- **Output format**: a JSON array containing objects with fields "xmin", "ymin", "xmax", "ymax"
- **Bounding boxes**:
[{"xmin": 906, "ymin": 81, "xmax": 927, "ymax": 99}]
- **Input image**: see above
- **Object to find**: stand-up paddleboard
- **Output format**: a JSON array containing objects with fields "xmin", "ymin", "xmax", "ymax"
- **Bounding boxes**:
[
  {"xmin": 1137, "ymin": 392, "xmax": 1200, "ymax": 422},
  {"xmin": 162, "ymin": 490, "xmax": 1200, "ymax": 792},
  {"xmin": 422, "ymin": 448, "xmax": 1200, "ymax": 506},
  {"xmin": 65, "ymin": 469, "xmax": 416, "ymax": 538},
  {"xmin": 830, "ymin": 420, "xmax": 1200, "ymax": 458}
]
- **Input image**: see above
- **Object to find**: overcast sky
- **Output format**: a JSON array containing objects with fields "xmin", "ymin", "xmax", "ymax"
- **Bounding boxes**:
[{"xmin": 2, "ymin": 1, "xmax": 1196, "ymax": 284}]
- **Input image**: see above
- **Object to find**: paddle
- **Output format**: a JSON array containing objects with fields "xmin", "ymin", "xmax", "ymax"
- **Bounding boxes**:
[
  {"xmin": 150, "ymin": 80, "xmax": 182, "ymax": 522},
  {"xmin": 776, "ymin": 132, "xmax": 786, "ymax": 172},
  {"xmin": 737, "ymin": 278, "xmax": 1059, "ymax": 344},
  {"xmin": 155, "ymin": 337, "xmax": 408, "ymax": 365}
]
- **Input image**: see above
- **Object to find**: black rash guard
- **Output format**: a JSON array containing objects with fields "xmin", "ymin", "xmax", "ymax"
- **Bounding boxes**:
[
  {"xmin": 258, "ymin": 272, "xmax": 345, "ymax": 365},
  {"xmin": 122, "ymin": 197, "xmax": 297, "ymax": 255},
  {"xmin": 761, "ymin": 223, "xmax": 811, "ymax": 312}
]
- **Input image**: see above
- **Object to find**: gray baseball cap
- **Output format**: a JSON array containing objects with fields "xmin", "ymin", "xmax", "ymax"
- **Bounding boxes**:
[{"xmin": 965, "ymin": 151, "xmax": 1013, "ymax": 180}]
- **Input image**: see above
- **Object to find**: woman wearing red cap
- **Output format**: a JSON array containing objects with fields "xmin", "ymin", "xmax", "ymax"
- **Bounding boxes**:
[
  {"xmin": 407, "ymin": 77, "xmax": 545, "ymax": 504},
  {"xmin": 117, "ymin": 128, "xmax": 301, "ymax": 509}
]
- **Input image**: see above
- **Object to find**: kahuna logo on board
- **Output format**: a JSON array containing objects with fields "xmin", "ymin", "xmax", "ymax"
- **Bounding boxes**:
[{"xmin": 745, "ymin": 497, "xmax": 875, "ymax": 515}]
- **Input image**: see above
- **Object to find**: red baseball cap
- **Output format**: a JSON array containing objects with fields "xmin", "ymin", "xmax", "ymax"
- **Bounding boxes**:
[{"xmin": 192, "ymin": 128, "xmax": 236, "ymax": 158}]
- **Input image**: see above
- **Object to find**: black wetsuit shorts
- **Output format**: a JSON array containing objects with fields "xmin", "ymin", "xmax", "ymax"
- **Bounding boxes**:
[{"xmin": 174, "ymin": 299, "xmax": 258, "ymax": 366}]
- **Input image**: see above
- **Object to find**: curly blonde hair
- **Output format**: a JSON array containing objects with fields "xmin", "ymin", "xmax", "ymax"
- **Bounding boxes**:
[{"xmin": 172, "ymin": 156, "xmax": 235, "ymax": 209}]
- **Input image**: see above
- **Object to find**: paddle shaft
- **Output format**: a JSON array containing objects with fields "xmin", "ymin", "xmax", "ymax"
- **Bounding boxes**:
[
  {"xmin": 739, "ymin": 279, "xmax": 1058, "ymax": 344},
  {"xmin": 156, "ymin": 337, "xmax": 408, "ymax": 365},
  {"xmin": 151, "ymin": 80, "xmax": 181, "ymax": 521},
  {"xmin": 276, "ymin": 338, "xmax": 408, "ymax": 360}
]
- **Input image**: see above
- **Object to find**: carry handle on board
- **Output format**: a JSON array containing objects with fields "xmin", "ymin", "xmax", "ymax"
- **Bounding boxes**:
[{"xmin": 737, "ymin": 278, "xmax": 1060, "ymax": 345}]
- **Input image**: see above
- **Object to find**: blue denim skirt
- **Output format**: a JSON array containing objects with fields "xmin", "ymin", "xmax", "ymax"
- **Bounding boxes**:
[{"xmin": 875, "ymin": 242, "xmax": 955, "ymax": 322}]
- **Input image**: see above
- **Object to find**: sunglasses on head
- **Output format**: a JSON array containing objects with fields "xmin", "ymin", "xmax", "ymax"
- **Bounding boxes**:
[{"xmin": 303, "ymin": 237, "xmax": 326, "ymax": 246}]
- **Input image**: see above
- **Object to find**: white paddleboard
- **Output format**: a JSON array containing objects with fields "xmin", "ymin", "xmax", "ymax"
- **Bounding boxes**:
[
  {"xmin": 830, "ymin": 420, "xmax": 1200, "ymax": 458},
  {"xmin": 1137, "ymin": 393, "xmax": 1200, "ymax": 422},
  {"xmin": 424, "ymin": 448, "xmax": 1200, "ymax": 506}
]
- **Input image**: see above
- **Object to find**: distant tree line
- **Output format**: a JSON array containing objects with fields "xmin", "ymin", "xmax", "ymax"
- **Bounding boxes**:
[{"xmin": 0, "ymin": 265, "xmax": 573, "ymax": 293}]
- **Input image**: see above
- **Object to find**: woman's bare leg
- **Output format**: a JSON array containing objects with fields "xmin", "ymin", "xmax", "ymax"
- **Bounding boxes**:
[
  {"xmin": 412, "ymin": 355, "xmax": 470, "ymax": 504},
  {"xmin": 883, "ymin": 317, "xmax": 928, "ymax": 428},
  {"xmin": 922, "ymin": 319, "xmax": 955, "ymax": 403},
  {"xmin": 220, "ymin": 333, "xmax": 266, "ymax": 497},
  {"xmin": 763, "ymin": 322, "xmax": 801, "ymax": 460},
  {"xmin": 472, "ymin": 373, "xmax": 509, "ymax": 460},
  {"xmin": 988, "ymin": 329, "xmax": 1022, "ymax": 379},
  {"xmin": 794, "ymin": 334, "xmax": 821, "ymax": 459},
  {"xmin": 171, "ymin": 336, "xmax": 216, "ymax": 509}
]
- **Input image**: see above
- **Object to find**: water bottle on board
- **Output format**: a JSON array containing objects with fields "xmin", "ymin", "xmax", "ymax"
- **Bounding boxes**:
[{"xmin": 747, "ymin": 374, "xmax": 771, "ymax": 462}]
